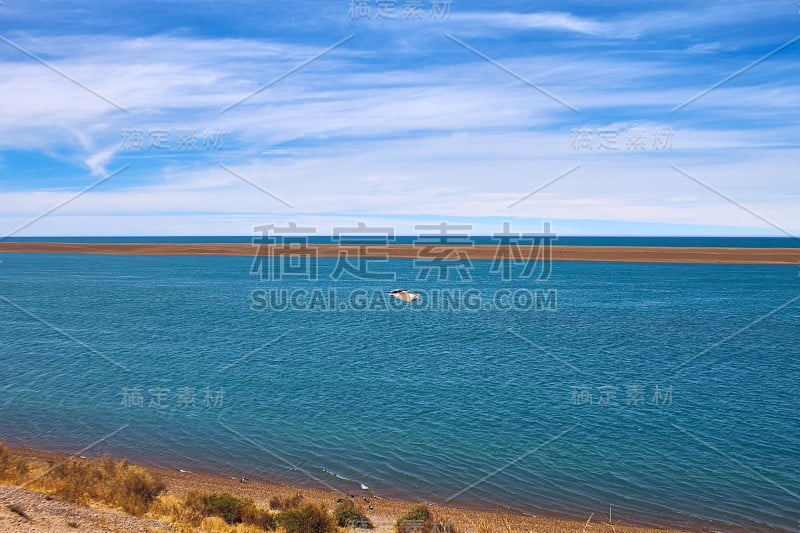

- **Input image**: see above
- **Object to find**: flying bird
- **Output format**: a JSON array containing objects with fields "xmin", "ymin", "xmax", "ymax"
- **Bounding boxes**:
[{"xmin": 388, "ymin": 289, "xmax": 421, "ymax": 302}]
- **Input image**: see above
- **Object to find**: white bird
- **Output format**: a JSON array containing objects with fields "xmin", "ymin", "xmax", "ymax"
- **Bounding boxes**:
[{"xmin": 388, "ymin": 289, "xmax": 421, "ymax": 302}]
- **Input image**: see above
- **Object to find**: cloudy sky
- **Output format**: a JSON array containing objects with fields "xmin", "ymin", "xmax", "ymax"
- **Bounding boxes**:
[{"xmin": 0, "ymin": 0, "xmax": 798, "ymax": 236}]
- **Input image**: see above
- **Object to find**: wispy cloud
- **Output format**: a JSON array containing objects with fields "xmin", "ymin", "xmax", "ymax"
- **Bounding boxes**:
[
  {"xmin": 84, "ymin": 144, "xmax": 120, "ymax": 176},
  {"xmin": 0, "ymin": 2, "xmax": 797, "ymax": 235},
  {"xmin": 451, "ymin": 11, "xmax": 609, "ymax": 35}
]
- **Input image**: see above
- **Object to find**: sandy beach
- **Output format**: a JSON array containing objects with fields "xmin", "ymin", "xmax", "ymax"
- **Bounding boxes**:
[
  {"xmin": 0, "ymin": 445, "xmax": 692, "ymax": 533},
  {"xmin": 1, "ymin": 242, "xmax": 799, "ymax": 264}
]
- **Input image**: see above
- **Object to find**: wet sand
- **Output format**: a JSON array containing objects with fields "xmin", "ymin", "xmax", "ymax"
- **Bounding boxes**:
[{"xmin": 1, "ymin": 242, "xmax": 799, "ymax": 264}]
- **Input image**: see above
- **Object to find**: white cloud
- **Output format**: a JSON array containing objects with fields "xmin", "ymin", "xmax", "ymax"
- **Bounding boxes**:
[
  {"xmin": 84, "ymin": 144, "xmax": 120, "ymax": 176},
  {"xmin": 1, "ymin": 24, "xmax": 797, "ymax": 235},
  {"xmin": 451, "ymin": 11, "xmax": 609, "ymax": 35},
  {"xmin": 1, "ymin": 128, "xmax": 798, "ymax": 237}
]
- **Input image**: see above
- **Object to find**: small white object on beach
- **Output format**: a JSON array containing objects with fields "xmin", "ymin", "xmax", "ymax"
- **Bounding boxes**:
[{"xmin": 388, "ymin": 289, "xmax": 421, "ymax": 302}]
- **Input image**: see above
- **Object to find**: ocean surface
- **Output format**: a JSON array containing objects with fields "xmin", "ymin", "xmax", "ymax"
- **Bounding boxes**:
[{"xmin": 0, "ymin": 247, "xmax": 798, "ymax": 531}]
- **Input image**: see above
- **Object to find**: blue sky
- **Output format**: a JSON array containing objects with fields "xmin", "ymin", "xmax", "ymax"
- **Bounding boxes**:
[{"xmin": 0, "ymin": 0, "xmax": 798, "ymax": 236}]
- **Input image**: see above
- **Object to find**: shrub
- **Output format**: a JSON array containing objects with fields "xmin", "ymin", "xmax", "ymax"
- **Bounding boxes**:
[
  {"xmin": 183, "ymin": 491, "xmax": 275, "ymax": 530},
  {"xmin": 396, "ymin": 505, "xmax": 433, "ymax": 533},
  {"xmin": 334, "ymin": 500, "xmax": 372, "ymax": 529},
  {"xmin": 151, "ymin": 493, "xmax": 204, "ymax": 526},
  {"xmin": 287, "ymin": 493, "xmax": 304, "ymax": 508},
  {"xmin": 270, "ymin": 493, "xmax": 304, "ymax": 510},
  {"xmin": 38, "ymin": 456, "xmax": 164, "ymax": 516},
  {"xmin": 238, "ymin": 526, "xmax": 271, "ymax": 533},
  {"xmin": 276, "ymin": 502, "xmax": 335, "ymax": 533},
  {"xmin": 195, "ymin": 514, "xmax": 274, "ymax": 533},
  {"xmin": 200, "ymin": 516, "xmax": 235, "ymax": 532},
  {"xmin": 205, "ymin": 493, "xmax": 250, "ymax": 524},
  {"xmin": 106, "ymin": 460, "xmax": 165, "ymax": 515},
  {"xmin": 0, "ymin": 443, "xmax": 29, "ymax": 482},
  {"xmin": 185, "ymin": 491, "xmax": 251, "ymax": 524},
  {"xmin": 396, "ymin": 505, "xmax": 456, "ymax": 533},
  {"xmin": 242, "ymin": 505, "xmax": 276, "ymax": 531}
]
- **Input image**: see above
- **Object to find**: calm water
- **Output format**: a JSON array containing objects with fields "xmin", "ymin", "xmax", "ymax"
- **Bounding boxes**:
[{"xmin": 0, "ymin": 252, "xmax": 798, "ymax": 532}]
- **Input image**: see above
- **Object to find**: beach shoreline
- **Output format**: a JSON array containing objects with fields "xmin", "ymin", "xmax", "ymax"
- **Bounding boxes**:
[
  {"xmin": 1, "ymin": 443, "xmax": 694, "ymax": 533},
  {"xmin": 1, "ymin": 241, "xmax": 800, "ymax": 264}
]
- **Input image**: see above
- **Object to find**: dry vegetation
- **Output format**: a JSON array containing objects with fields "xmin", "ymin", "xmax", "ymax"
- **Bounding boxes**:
[
  {"xmin": 0, "ymin": 442, "xmax": 30, "ymax": 483},
  {"xmin": 0, "ymin": 441, "xmax": 369, "ymax": 532},
  {"xmin": 395, "ymin": 504, "xmax": 456, "ymax": 533},
  {"xmin": 0, "ymin": 442, "xmax": 689, "ymax": 533},
  {"xmin": 34, "ymin": 455, "xmax": 165, "ymax": 515}
]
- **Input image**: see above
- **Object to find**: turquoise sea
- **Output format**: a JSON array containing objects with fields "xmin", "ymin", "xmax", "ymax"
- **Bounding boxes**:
[{"xmin": 0, "ymin": 240, "xmax": 798, "ymax": 531}]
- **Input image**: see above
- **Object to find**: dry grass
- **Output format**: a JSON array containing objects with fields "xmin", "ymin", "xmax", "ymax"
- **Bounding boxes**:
[
  {"xmin": 0, "ymin": 441, "xmax": 323, "ymax": 533},
  {"xmin": 0, "ymin": 443, "xmax": 29, "ymax": 483},
  {"xmin": 185, "ymin": 491, "xmax": 275, "ymax": 529},
  {"xmin": 396, "ymin": 504, "xmax": 456, "ymax": 533},
  {"xmin": 199, "ymin": 516, "xmax": 274, "ymax": 533},
  {"xmin": 333, "ymin": 499, "xmax": 372, "ymax": 528},
  {"xmin": 201, "ymin": 516, "xmax": 263, "ymax": 532},
  {"xmin": 0, "ymin": 442, "xmax": 690, "ymax": 533},
  {"xmin": 2, "ymin": 441, "xmax": 165, "ymax": 516},
  {"xmin": 276, "ymin": 502, "xmax": 337, "ymax": 533},
  {"xmin": 150, "ymin": 490, "xmax": 333, "ymax": 533},
  {"xmin": 33, "ymin": 455, "xmax": 165, "ymax": 515},
  {"xmin": 151, "ymin": 493, "xmax": 205, "ymax": 527},
  {"xmin": 270, "ymin": 493, "xmax": 304, "ymax": 510}
]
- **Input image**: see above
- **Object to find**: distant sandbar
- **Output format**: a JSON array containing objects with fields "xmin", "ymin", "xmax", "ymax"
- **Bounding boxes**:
[{"xmin": 1, "ymin": 242, "xmax": 799, "ymax": 264}]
